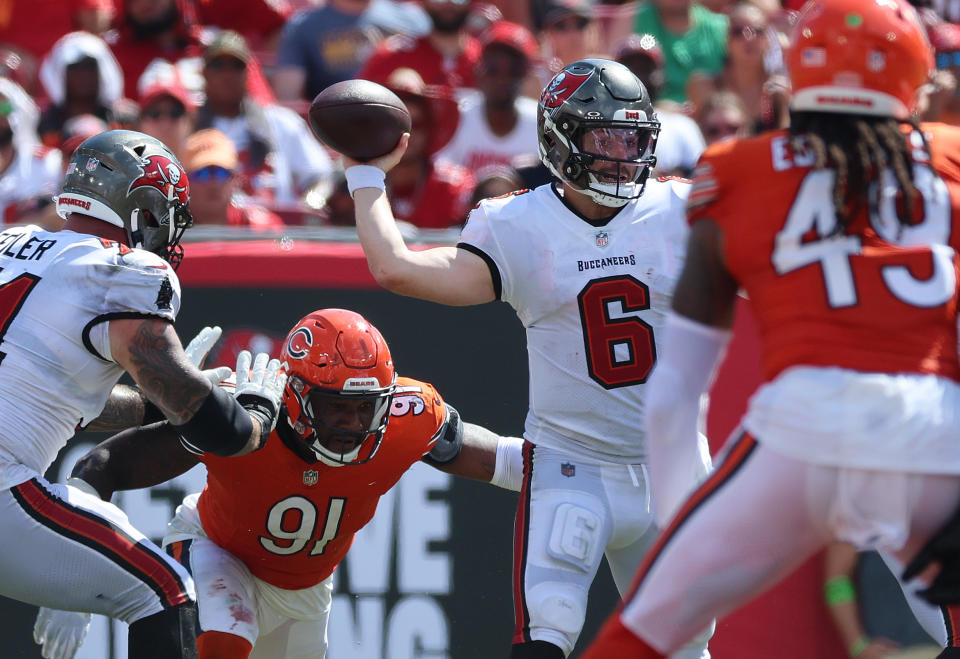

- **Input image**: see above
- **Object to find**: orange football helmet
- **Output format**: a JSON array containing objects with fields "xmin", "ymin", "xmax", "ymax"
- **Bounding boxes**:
[
  {"xmin": 788, "ymin": 0, "xmax": 934, "ymax": 118},
  {"xmin": 280, "ymin": 309, "xmax": 396, "ymax": 466}
]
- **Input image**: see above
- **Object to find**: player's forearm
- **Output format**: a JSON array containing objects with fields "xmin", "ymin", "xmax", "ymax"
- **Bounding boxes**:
[
  {"xmin": 71, "ymin": 423, "xmax": 200, "ymax": 500},
  {"xmin": 85, "ymin": 384, "xmax": 157, "ymax": 431}
]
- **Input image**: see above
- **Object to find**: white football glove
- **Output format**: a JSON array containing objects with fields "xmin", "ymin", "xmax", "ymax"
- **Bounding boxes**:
[
  {"xmin": 183, "ymin": 326, "xmax": 231, "ymax": 388},
  {"xmin": 234, "ymin": 350, "xmax": 286, "ymax": 437},
  {"xmin": 33, "ymin": 607, "xmax": 91, "ymax": 659}
]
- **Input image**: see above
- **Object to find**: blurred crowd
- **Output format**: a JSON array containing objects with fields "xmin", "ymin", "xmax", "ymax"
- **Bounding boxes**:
[{"xmin": 2, "ymin": 0, "xmax": 958, "ymax": 231}]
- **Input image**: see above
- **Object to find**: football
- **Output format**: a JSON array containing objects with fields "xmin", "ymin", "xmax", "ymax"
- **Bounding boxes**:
[{"xmin": 308, "ymin": 79, "xmax": 411, "ymax": 161}]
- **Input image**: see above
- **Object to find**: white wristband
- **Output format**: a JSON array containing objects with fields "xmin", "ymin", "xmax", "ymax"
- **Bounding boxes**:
[
  {"xmin": 490, "ymin": 436, "xmax": 525, "ymax": 492},
  {"xmin": 345, "ymin": 165, "xmax": 387, "ymax": 197}
]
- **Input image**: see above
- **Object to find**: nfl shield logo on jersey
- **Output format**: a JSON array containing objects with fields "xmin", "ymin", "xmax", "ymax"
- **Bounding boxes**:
[
  {"xmin": 303, "ymin": 470, "xmax": 319, "ymax": 486},
  {"xmin": 561, "ymin": 462, "xmax": 576, "ymax": 478},
  {"xmin": 595, "ymin": 232, "xmax": 609, "ymax": 248}
]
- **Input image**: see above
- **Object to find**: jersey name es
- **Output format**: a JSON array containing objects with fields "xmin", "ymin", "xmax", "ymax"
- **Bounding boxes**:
[
  {"xmin": 689, "ymin": 124, "xmax": 960, "ymax": 382},
  {"xmin": 458, "ymin": 180, "xmax": 690, "ymax": 464}
]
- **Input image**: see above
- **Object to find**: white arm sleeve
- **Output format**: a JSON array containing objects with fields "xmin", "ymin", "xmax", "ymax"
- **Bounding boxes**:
[{"xmin": 646, "ymin": 311, "xmax": 731, "ymax": 527}]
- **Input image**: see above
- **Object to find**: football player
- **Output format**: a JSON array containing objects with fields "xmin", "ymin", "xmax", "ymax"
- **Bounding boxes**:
[
  {"xmin": 35, "ymin": 308, "xmax": 526, "ymax": 659},
  {"xmin": 0, "ymin": 130, "xmax": 285, "ymax": 659},
  {"xmin": 580, "ymin": 0, "xmax": 960, "ymax": 656},
  {"xmin": 344, "ymin": 59, "xmax": 713, "ymax": 658}
]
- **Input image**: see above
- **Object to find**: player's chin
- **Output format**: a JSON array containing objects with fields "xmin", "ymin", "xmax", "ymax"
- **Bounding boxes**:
[{"xmin": 322, "ymin": 435, "xmax": 360, "ymax": 454}]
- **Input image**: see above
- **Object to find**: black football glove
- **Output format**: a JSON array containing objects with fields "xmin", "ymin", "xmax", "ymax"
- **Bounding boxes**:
[{"xmin": 903, "ymin": 502, "xmax": 960, "ymax": 605}]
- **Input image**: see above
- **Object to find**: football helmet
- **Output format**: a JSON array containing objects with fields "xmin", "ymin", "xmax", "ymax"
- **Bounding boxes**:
[
  {"xmin": 788, "ymin": 0, "xmax": 934, "ymax": 119},
  {"xmin": 56, "ymin": 130, "xmax": 193, "ymax": 268},
  {"xmin": 280, "ymin": 309, "xmax": 397, "ymax": 467},
  {"xmin": 538, "ymin": 58, "xmax": 660, "ymax": 208}
]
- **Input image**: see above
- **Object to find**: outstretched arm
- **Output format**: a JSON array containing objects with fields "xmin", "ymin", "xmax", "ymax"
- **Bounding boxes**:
[
  {"xmin": 347, "ymin": 136, "xmax": 497, "ymax": 306},
  {"xmin": 71, "ymin": 422, "xmax": 200, "ymax": 501},
  {"xmin": 421, "ymin": 404, "xmax": 524, "ymax": 490}
]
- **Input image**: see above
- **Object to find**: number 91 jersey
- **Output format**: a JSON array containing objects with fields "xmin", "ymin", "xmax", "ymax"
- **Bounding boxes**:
[
  {"xmin": 688, "ymin": 124, "xmax": 960, "ymax": 383},
  {"xmin": 193, "ymin": 377, "xmax": 447, "ymax": 591},
  {"xmin": 458, "ymin": 182, "xmax": 691, "ymax": 464}
]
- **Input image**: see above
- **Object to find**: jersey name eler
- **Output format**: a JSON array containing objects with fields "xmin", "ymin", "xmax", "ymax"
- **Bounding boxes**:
[{"xmin": 577, "ymin": 254, "xmax": 637, "ymax": 272}]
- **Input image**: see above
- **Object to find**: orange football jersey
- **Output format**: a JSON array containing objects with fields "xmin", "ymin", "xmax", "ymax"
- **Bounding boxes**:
[
  {"xmin": 196, "ymin": 377, "xmax": 446, "ymax": 590},
  {"xmin": 688, "ymin": 123, "xmax": 960, "ymax": 382}
]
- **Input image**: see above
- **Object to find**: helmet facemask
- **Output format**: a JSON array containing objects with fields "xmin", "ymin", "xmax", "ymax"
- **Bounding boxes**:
[
  {"xmin": 287, "ymin": 374, "xmax": 396, "ymax": 467},
  {"xmin": 538, "ymin": 59, "xmax": 661, "ymax": 208},
  {"xmin": 128, "ymin": 183, "xmax": 193, "ymax": 270},
  {"xmin": 557, "ymin": 120, "xmax": 659, "ymax": 207}
]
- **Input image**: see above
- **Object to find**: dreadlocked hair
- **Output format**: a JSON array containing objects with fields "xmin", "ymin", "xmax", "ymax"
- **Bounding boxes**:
[{"xmin": 788, "ymin": 111, "xmax": 929, "ymax": 236}]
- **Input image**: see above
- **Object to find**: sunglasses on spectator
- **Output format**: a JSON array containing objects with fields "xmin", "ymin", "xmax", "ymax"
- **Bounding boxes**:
[
  {"xmin": 427, "ymin": 0, "xmax": 470, "ymax": 4},
  {"xmin": 206, "ymin": 58, "xmax": 247, "ymax": 72},
  {"xmin": 549, "ymin": 16, "xmax": 590, "ymax": 32},
  {"xmin": 480, "ymin": 58, "xmax": 529, "ymax": 77},
  {"xmin": 936, "ymin": 51, "xmax": 960, "ymax": 69},
  {"xmin": 729, "ymin": 24, "xmax": 760, "ymax": 40},
  {"xmin": 704, "ymin": 122, "xmax": 745, "ymax": 138},
  {"xmin": 190, "ymin": 166, "xmax": 234, "ymax": 183},
  {"xmin": 142, "ymin": 105, "xmax": 187, "ymax": 120}
]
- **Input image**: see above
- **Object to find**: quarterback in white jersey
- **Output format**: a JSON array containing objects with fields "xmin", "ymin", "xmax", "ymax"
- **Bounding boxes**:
[
  {"xmin": 345, "ymin": 59, "xmax": 712, "ymax": 659},
  {"xmin": 0, "ymin": 130, "xmax": 284, "ymax": 659}
]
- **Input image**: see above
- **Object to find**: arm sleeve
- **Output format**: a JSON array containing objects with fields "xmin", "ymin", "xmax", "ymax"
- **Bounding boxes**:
[{"xmin": 645, "ymin": 311, "xmax": 730, "ymax": 527}]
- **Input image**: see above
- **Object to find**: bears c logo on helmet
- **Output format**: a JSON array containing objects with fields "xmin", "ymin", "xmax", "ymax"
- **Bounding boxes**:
[
  {"xmin": 540, "ymin": 71, "xmax": 592, "ymax": 109},
  {"xmin": 286, "ymin": 327, "xmax": 313, "ymax": 360},
  {"xmin": 128, "ymin": 155, "xmax": 189, "ymax": 204}
]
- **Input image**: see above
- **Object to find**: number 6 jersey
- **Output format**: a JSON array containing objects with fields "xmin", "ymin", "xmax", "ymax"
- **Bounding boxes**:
[
  {"xmin": 458, "ymin": 181, "xmax": 691, "ymax": 464},
  {"xmin": 0, "ymin": 226, "xmax": 180, "ymax": 487}
]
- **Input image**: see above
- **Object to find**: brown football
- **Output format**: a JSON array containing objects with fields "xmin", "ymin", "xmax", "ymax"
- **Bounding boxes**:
[{"xmin": 308, "ymin": 79, "xmax": 411, "ymax": 161}]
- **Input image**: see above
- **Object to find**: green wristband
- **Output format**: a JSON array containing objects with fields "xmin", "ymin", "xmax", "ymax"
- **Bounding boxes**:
[
  {"xmin": 824, "ymin": 575, "xmax": 857, "ymax": 606},
  {"xmin": 849, "ymin": 636, "xmax": 870, "ymax": 657}
]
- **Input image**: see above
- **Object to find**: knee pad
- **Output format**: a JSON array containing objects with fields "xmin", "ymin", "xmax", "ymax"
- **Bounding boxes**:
[
  {"xmin": 128, "ymin": 602, "xmax": 199, "ymax": 659},
  {"xmin": 198, "ymin": 630, "xmax": 254, "ymax": 659},
  {"xmin": 546, "ymin": 503, "xmax": 603, "ymax": 573},
  {"xmin": 526, "ymin": 581, "xmax": 587, "ymax": 652},
  {"xmin": 510, "ymin": 639, "xmax": 566, "ymax": 659}
]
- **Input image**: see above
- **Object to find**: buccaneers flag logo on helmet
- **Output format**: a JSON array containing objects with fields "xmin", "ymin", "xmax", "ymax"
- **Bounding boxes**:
[
  {"xmin": 540, "ymin": 71, "xmax": 592, "ymax": 109},
  {"xmin": 128, "ymin": 155, "xmax": 189, "ymax": 204}
]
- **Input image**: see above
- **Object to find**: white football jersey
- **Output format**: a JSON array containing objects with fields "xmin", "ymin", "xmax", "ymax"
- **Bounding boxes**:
[
  {"xmin": 459, "ymin": 180, "xmax": 690, "ymax": 464},
  {"xmin": 0, "ymin": 226, "xmax": 181, "ymax": 484}
]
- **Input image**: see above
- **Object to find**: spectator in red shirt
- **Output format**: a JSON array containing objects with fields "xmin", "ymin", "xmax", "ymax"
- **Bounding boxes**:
[
  {"xmin": 182, "ymin": 128, "xmax": 285, "ymax": 231},
  {"xmin": 377, "ymin": 67, "xmax": 474, "ymax": 228},
  {"xmin": 107, "ymin": 0, "xmax": 203, "ymax": 102},
  {"xmin": 359, "ymin": 0, "xmax": 482, "ymax": 90},
  {"xmin": 0, "ymin": 0, "xmax": 114, "ymax": 94},
  {"xmin": 193, "ymin": 0, "xmax": 293, "ymax": 50}
]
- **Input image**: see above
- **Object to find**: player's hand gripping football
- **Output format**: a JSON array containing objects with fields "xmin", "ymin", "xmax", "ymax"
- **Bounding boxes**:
[
  {"xmin": 902, "ymin": 502, "xmax": 960, "ymax": 604},
  {"xmin": 343, "ymin": 132, "xmax": 410, "ymax": 173},
  {"xmin": 33, "ymin": 607, "xmax": 91, "ymax": 659},
  {"xmin": 183, "ymin": 325, "xmax": 232, "ymax": 387},
  {"xmin": 234, "ymin": 350, "xmax": 286, "ymax": 442}
]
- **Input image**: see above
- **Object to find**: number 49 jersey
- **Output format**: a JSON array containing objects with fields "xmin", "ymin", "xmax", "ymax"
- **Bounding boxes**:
[
  {"xmin": 0, "ymin": 226, "xmax": 180, "ymax": 486},
  {"xmin": 458, "ymin": 181, "xmax": 691, "ymax": 464},
  {"xmin": 688, "ymin": 124, "xmax": 960, "ymax": 383},
  {"xmin": 193, "ymin": 377, "xmax": 447, "ymax": 591}
]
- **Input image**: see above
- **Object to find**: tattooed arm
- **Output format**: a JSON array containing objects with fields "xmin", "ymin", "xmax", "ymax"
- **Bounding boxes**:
[
  {"xmin": 84, "ymin": 384, "xmax": 155, "ymax": 432},
  {"xmin": 108, "ymin": 318, "xmax": 263, "ymax": 455}
]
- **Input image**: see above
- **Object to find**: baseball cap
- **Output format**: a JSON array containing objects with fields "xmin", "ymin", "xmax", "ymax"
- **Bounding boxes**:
[
  {"xmin": 203, "ymin": 30, "xmax": 251, "ymax": 64},
  {"xmin": 183, "ymin": 129, "xmax": 238, "ymax": 173},
  {"xmin": 482, "ymin": 21, "xmax": 539, "ymax": 60},
  {"xmin": 141, "ymin": 79, "xmax": 196, "ymax": 112},
  {"xmin": 543, "ymin": 0, "xmax": 594, "ymax": 26}
]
